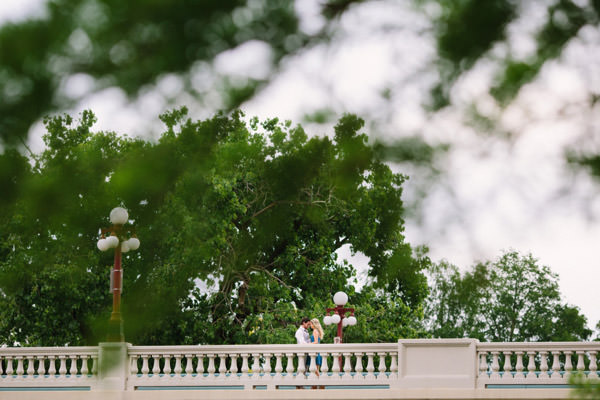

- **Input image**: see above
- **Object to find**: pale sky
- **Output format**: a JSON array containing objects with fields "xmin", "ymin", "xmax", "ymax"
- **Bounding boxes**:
[{"xmin": 3, "ymin": 0, "xmax": 600, "ymax": 333}]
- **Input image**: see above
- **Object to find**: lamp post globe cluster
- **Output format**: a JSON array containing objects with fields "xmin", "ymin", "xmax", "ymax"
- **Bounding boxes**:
[
  {"xmin": 97, "ymin": 207, "xmax": 140, "ymax": 342},
  {"xmin": 323, "ymin": 291, "xmax": 357, "ymax": 343}
]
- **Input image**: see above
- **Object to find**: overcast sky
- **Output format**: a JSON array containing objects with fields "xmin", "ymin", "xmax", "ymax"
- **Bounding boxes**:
[{"xmin": 3, "ymin": 0, "xmax": 600, "ymax": 333}]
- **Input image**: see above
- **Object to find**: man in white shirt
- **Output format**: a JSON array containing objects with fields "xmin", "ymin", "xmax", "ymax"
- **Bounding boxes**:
[
  {"xmin": 295, "ymin": 317, "xmax": 311, "ymax": 344},
  {"xmin": 295, "ymin": 317, "xmax": 312, "ymax": 389}
]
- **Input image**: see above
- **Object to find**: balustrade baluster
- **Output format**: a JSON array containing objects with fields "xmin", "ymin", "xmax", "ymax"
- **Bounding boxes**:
[
  {"xmin": 576, "ymin": 351, "xmax": 586, "ymax": 374},
  {"xmin": 331, "ymin": 352, "xmax": 341, "ymax": 378},
  {"xmin": 6, "ymin": 356, "xmax": 14, "ymax": 376},
  {"xmin": 263, "ymin": 353, "xmax": 272, "ymax": 378},
  {"xmin": 71, "ymin": 356, "xmax": 78, "ymax": 376},
  {"xmin": 47, "ymin": 356, "xmax": 56, "ymax": 376},
  {"xmin": 16, "ymin": 357, "xmax": 24, "ymax": 376},
  {"xmin": 274, "ymin": 354, "xmax": 283, "ymax": 377},
  {"xmin": 564, "ymin": 351, "xmax": 573, "ymax": 378},
  {"xmin": 251, "ymin": 353, "xmax": 260, "ymax": 377},
  {"xmin": 297, "ymin": 354, "xmax": 306, "ymax": 378},
  {"xmin": 81, "ymin": 355, "xmax": 89, "ymax": 376},
  {"xmin": 218, "ymin": 354, "xmax": 228, "ymax": 378},
  {"xmin": 514, "ymin": 352, "xmax": 525, "ymax": 378},
  {"xmin": 165, "ymin": 355, "xmax": 173, "ymax": 375},
  {"xmin": 240, "ymin": 353, "xmax": 250, "ymax": 377},
  {"xmin": 285, "ymin": 353, "xmax": 294, "ymax": 377},
  {"xmin": 502, "ymin": 351, "xmax": 512, "ymax": 379},
  {"xmin": 152, "ymin": 355, "xmax": 161, "ymax": 376},
  {"xmin": 551, "ymin": 351, "xmax": 561, "ymax": 379},
  {"xmin": 183, "ymin": 355, "xmax": 193, "ymax": 375},
  {"xmin": 308, "ymin": 352, "xmax": 317, "ymax": 378},
  {"xmin": 526, "ymin": 351, "xmax": 536, "ymax": 380},
  {"xmin": 343, "ymin": 353, "xmax": 352, "ymax": 377},
  {"xmin": 141, "ymin": 355, "xmax": 149, "ymax": 376},
  {"xmin": 71, "ymin": 356, "xmax": 79, "ymax": 376},
  {"xmin": 26, "ymin": 356, "xmax": 35, "ymax": 376},
  {"xmin": 365, "ymin": 353, "xmax": 375, "ymax": 379},
  {"xmin": 38, "ymin": 357, "xmax": 47, "ymax": 376},
  {"xmin": 58, "ymin": 356, "xmax": 67, "ymax": 376},
  {"xmin": 490, "ymin": 352, "xmax": 500, "ymax": 379},
  {"xmin": 589, "ymin": 352, "xmax": 598, "ymax": 378},
  {"xmin": 390, "ymin": 353, "xmax": 398, "ymax": 377},
  {"xmin": 197, "ymin": 354, "xmax": 206, "ymax": 376},
  {"xmin": 207, "ymin": 354, "xmax": 216, "ymax": 377},
  {"xmin": 354, "ymin": 352, "xmax": 363, "ymax": 379},
  {"xmin": 377, "ymin": 352, "xmax": 387, "ymax": 378},
  {"xmin": 165, "ymin": 355, "xmax": 174, "ymax": 375},
  {"xmin": 320, "ymin": 352, "xmax": 329, "ymax": 376},
  {"xmin": 229, "ymin": 354, "xmax": 239, "ymax": 376},
  {"xmin": 539, "ymin": 351, "xmax": 549, "ymax": 379},
  {"xmin": 129, "ymin": 356, "xmax": 138, "ymax": 376},
  {"xmin": 478, "ymin": 352, "xmax": 488, "ymax": 378},
  {"xmin": 91, "ymin": 355, "xmax": 98, "ymax": 375},
  {"xmin": 173, "ymin": 355, "xmax": 182, "ymax": 375}
]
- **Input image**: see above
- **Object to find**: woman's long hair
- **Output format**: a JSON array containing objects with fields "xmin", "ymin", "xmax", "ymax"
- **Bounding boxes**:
[{"xmin": 311, "ymin": 318, "xmax": 324, "ymax": 339}]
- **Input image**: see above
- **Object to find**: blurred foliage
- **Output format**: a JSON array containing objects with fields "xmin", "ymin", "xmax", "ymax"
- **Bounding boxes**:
[
  {"xmin": 427, "ymin": 0, "xmax": 518, "ymax": 109},
  {"xmin": 2, "ymin": 0, "xmax": 599, "ymax": 146},
  {"xmin": 425, "ymin": 250, "xmax": 592, "ymax": 342},
  {"xmin": 491, "ymin": 0, "xmax": 600, "ymax": 105},
  {"xmin": 0, "ymin": 109, "xmax": 429, "ymax": 345},
  {"xmin": 568, "ymin": 152, "xmax": 600, "ymax": 181},
  {"xmin": 570, "ymin": 373, "xmax": 600, "ymax": 399},
  {"xmin": 0, "ymin": 0, "xmax": 315, "ymax": 146},
  {"xmin": 422, "ymin": 0, "xmax": 600, "ymax": 108}
]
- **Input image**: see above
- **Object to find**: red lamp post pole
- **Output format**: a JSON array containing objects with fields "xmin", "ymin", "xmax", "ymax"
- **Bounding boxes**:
[
  {"xmin": 109, "ymin": 244, "xmax": 123, "ymax": 341},
  {"xmin": 326, "ymin": 305, "xmax": 355, "ymax": 343}
]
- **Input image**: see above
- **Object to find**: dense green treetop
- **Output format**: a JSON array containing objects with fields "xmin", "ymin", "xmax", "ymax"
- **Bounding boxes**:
[
  {"xmin": 425, "ymin": 250, "xmax": 591, "ymax": 342},
  {"xmin": 0, "ymin": 109, "xmax": 429, "ymax": 345}
]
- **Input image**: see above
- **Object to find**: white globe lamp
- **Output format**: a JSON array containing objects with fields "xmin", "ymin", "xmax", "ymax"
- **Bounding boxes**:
[
  {"xmin": 323, "ymin": 315, "xmax": 332, "ymax": 325},
  {"xmin": 106, "ymin": 235, "xmax": 119, "ymax": 248},
  {"xmin": 330, "ymin": 314, "xmax": 341, "ymax": 324},
  {"xmin": 333, "ymin": 291, "xmax": 348, "ymax": 306},
  {"xmin": 110, "ymin": 207, "xmax": 129, "ymax": 225},
  {"xmin": 97, "ymin": 238, "xmax": 109, "ymax": 251},
  {"xmin": 347, "ymin": 316, "xmax": 357, "ymax": 326},
  {"xmin": 127, "ymin": 237, "xmax": 140, "ymax": 250}
]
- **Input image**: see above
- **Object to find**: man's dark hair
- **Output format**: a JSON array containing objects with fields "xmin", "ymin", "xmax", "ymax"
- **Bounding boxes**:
[{"xmin": 301, "ymin": 317, "xmax": 311, "ymax": 324}]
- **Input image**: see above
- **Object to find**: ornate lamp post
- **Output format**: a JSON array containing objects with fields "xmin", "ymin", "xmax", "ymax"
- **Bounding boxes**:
[
  {"xmin": 96, "ymin": 207, "xmax": 140, "ymax": 342},
  {"xmin": 323, "ymin": 291, "xmax": 357, "ymax": 343}
]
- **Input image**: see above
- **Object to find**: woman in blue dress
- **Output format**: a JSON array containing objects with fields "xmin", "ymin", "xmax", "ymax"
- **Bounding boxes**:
[{"xmin": 310, "ymin": 318, "xmax": 324, "ymax": 376}]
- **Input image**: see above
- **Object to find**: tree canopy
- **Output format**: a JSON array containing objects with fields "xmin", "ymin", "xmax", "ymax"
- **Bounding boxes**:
[
  {"xmin": 425, "ymin": 250, "xmax": 591, "ymax": 342},
  {"xmin": 0, "ymin": 109, "xmax": 429, "ymax": 346}
]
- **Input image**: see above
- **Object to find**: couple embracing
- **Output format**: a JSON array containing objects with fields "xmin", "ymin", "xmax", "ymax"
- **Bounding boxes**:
[{"xmin": 295, "ymin": 317, "xmax": 324, "ymax": 375}]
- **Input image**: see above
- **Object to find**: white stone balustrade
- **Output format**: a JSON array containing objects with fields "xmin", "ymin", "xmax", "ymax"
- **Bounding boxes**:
[
  {"xmin": 477, "ymin": 342, "xmax": 600, "ymax": 387},
  {"xmin": 127, "ymin": 343, "xmax": 397, "ymax": 390},
  {"xmin": 1, "ymin": 340, "xmax": 600, "ymax": 395},
  {"xmin": 0, "ymin": 346, "xmax": 98, "ymax": 389}
]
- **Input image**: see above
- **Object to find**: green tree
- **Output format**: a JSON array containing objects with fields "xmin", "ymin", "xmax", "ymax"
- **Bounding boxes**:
[
  {"xmin": 0, "ymin": 109, "xmax": 428, "ymax": 346},
  {"xmin": 425, "ymin": 250, "xmax": 591, "ymax": 342}
]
